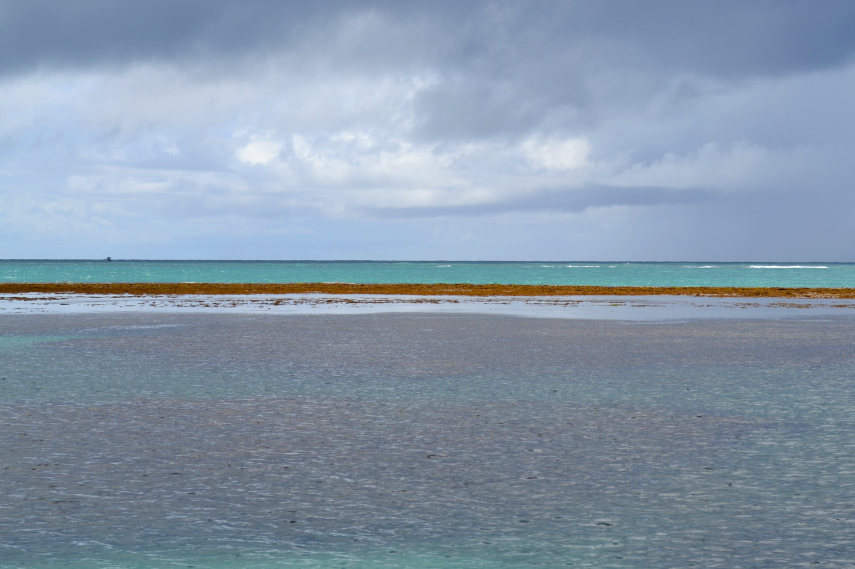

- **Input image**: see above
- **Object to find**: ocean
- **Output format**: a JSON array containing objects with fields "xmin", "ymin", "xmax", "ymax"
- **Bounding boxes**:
[
  {"xmin": 2, "ymin": 262, "xmax": 855, "ymax": 568},
  {"xmin": 2, "ymin": 259, "xmax": 854, "ymax": 287}
]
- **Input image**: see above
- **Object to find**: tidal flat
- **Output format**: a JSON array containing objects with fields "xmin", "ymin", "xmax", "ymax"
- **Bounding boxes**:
[{"xmin": 2, "ymin": 312, "xmax": 854, "ymax": 568}]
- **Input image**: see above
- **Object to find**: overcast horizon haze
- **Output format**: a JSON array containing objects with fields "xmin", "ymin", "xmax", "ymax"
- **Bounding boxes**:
[{"xmin": 2, "ymin": 0, "xmax": 854, "ymax": 261}]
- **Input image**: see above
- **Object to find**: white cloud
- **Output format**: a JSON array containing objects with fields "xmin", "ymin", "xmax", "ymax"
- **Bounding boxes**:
[
  {"xmin": 236, "ymin": 139, "xmax": 283, "ymax": 165},
  {"xmin": 290, "ymin": 134, "xmax": 353, "ymax": 183},
  {"xmin": 331, "ymin": 130, "xmax": 376, "ymax": 149},
  {"xmin": 522, "ymin": 137, "xmax": 591, "ymax": 171}
]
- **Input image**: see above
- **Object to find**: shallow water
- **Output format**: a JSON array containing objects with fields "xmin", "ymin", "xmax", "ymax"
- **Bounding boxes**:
[{"xmin": 2, "ymin": 313, "xmax": 854, "ymax": 568}]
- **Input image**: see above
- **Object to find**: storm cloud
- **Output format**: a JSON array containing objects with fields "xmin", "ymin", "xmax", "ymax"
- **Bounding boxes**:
[{"xmin": 2, "ymin": 0, "xmax": 854, "ymax": 259}]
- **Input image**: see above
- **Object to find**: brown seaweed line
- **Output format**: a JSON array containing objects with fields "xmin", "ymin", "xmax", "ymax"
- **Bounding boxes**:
[{"xmin": 2, "ymin": 282, "xmax": 855, "ymax": 298}]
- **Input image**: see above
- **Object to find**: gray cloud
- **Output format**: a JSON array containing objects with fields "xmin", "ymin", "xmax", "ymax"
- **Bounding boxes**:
[
  {"xmin": 5, "ymin": 1, "xmax": 853, "ymax": 74},
  {"xmin": 412, "ymin": 1, "xmax": 855, "ymax": 141},
  {"xmin": 1, "ymin": 0, "xmax": 854, "ymax": 259},
  {"xmin": 0, "ymin": 1, "xmax": 297, "ymax": 73},
  {"xmin": 370, "ymin": 185, "xmax": 717, "ymax": 218}
]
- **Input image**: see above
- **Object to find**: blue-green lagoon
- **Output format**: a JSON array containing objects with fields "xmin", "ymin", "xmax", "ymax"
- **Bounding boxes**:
[
  {"xmin": 3, "ymin": 259, "xmax": 854, "ymax": 288},
  {"xmin": 2, "ymin": 310, "xmax": 854, "ymax": 568}
]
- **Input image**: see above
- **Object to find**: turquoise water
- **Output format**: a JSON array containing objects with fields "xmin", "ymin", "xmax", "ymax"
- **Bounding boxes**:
[
  {"xmin": 2, "ymin": 259, "xmax": 854, "ymax": 287},
  {"xmin": 2, "ymin": 313, "xmax": 855, "ymax": 568}
]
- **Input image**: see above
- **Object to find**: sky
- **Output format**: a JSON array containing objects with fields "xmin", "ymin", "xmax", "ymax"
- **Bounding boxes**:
[{"xmin": 2, "ymin": 0, "xmax": 854, "ymax": 261}]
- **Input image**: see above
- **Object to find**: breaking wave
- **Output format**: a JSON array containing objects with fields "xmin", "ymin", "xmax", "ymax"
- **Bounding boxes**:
[{"xmin": 749, "ymin": 265, "xmax": 829, "ymax": 269}]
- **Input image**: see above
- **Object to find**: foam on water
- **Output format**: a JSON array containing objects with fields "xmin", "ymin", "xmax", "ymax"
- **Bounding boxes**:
[{"xmin": 749, "ymin": 265, "xmax": 829, "ymax": 269}]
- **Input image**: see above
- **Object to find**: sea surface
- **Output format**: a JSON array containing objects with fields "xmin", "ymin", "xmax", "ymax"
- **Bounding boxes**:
[
  {"xmin": 2, "ymin": 311, "xmax": 854, "ymax": 568},
  {"xmin": 2, "ymin": 259, "xmax": 854, "ymax": 287}
]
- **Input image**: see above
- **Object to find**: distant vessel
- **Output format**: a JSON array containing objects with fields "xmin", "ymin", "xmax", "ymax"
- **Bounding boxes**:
[{"xmin": 105, "ymin": 256, "xmax": 112, "ymax": 262}]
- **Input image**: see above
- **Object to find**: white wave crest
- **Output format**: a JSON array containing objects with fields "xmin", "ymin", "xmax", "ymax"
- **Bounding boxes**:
[{"xmin": 749, "ymin": 265, "xmax": 829, "ymax": 269}]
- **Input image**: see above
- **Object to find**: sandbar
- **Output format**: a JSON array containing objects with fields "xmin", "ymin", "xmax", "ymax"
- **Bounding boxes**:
[{"xmin": 2, "ymin": 282, "xmax": 855, "ymax": 298}]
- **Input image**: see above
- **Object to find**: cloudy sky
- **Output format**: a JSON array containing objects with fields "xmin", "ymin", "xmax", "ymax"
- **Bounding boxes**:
[{"xmin": 2, "ymin": 0, "xmax": 854, "ymax": 260}]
